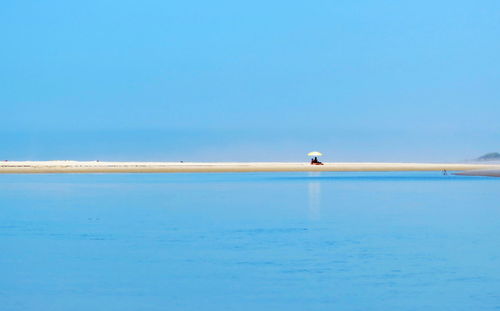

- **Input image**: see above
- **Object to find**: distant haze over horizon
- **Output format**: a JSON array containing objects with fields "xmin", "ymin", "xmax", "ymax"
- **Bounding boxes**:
[{"xmin": 2, "ymin": 129, "xmax": 497, "ymax": 163}]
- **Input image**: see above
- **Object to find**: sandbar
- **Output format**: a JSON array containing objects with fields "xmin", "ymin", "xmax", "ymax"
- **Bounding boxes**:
[{"xmin": 1, "ymin": 161, "xmax": 500, "ymax": 174}]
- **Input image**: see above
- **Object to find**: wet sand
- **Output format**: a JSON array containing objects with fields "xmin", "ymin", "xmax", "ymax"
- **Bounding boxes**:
[
  {"xmin": 1, "ymin": 161, "xmax": 500, "ymax": 174},
  {"xmin": 455, "ymin": 169, "xmax": 500, "ymax": 177}
]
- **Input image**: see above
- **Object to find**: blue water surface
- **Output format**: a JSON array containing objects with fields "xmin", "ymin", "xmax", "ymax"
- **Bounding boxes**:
[{"xmin": 1, "ymin": 172, "xmax": 499, "ymax": 310}]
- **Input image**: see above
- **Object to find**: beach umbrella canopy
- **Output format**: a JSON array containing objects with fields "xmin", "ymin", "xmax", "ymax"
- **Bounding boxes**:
[{"xmin": 307, "ymin": 151, "xmax": 323, "ymax": 156}]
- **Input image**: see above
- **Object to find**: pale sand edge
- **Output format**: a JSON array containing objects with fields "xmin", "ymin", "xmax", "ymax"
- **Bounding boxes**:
[{"xmin": 1, "ymin": 161, "xmax": 500, "ymax": 173}]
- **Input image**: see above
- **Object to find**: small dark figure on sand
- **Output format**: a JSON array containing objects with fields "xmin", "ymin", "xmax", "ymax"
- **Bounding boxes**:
[{"xmin": 310, "ymin": 157, "xmax": 323, "ymax": 165}]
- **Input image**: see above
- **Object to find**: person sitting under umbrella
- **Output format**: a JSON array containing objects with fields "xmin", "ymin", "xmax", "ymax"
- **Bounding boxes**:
[{"xmin": 308, "ymin": 152, "xmax": 324, "ymax": 165}]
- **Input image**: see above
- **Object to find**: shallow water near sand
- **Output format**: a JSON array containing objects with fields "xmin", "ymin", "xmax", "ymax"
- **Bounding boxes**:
[{"xmin": 1, "ymin": 172, "xmax": 500, "ymax": 311}]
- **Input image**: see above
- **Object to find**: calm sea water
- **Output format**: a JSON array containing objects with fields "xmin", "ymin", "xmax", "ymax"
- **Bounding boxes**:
[{"xmin": 1, "ymin": 172, "xmax": 499, "ymax": 310}]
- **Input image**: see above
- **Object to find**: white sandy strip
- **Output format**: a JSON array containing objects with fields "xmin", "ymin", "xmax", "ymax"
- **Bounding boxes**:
[{"xmin": 1, "ymin": 161, "xmax": 500, "ymax": 174}]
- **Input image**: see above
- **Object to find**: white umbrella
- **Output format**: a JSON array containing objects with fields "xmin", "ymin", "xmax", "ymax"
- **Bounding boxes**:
[{"xmin": 307, "ymin": 151, "xmax": 323, "ymax": 156}]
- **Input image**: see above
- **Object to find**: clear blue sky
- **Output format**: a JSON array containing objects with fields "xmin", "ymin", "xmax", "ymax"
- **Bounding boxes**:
[{"xmin": 1, "ymin": 0, "xmax": 499, "ymax": 161}]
